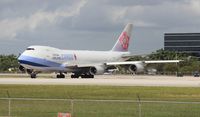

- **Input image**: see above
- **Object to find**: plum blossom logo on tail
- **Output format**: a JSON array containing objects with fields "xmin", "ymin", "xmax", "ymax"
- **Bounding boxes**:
[{"xmin": 119, "ymin": 32, "xmax": 130, "ymax": 50}]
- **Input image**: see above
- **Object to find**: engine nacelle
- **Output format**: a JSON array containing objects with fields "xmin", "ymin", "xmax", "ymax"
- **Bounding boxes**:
[
  {"xmin": 128, "ymin": 63, "xmax": 144, "ymax": 73},
  {"xmin": 89, "ymin": 66, "xmax": 105, "ymax": 75}
]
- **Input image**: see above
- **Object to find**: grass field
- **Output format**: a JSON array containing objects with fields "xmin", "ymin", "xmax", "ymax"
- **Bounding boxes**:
[
  {"xmin": 0, "ymin": 85, "xmax": 200, "ymax": 117},
  {"xmin": 1, "ymin": 85, "xmax": 200, "ymax": 100}
]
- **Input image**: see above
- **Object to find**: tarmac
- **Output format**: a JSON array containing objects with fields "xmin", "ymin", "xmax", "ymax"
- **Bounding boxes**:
[{"xmin": 0, "ymin": 74, "xmax": 200, "ymax": 87}]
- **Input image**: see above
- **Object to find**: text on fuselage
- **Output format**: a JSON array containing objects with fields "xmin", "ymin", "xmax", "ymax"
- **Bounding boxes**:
[{"xmin": 52, "ymin": 54, "xmax": 77, "ymax": 61}]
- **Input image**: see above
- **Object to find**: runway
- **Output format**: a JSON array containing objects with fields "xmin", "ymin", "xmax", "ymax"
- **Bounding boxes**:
[{"xmin": 0, "ymin": 74, "xmax": 200, "ymax": 87}]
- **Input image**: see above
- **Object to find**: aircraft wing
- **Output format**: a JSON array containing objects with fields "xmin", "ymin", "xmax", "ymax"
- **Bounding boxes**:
[
  {"xmin": 106, "ymin": 60, "xmax": 181, "ymax": 66},
  {"xmin": 144, "ymin": 60, "xmax": 181, "ymax": 64},
  {"xmin": 106, "ymin": 61, "xmax": 144, "ymax": 65},
  {"xmin": 63, "ymin": 63, "xmax": 105, "ymax": 68},
  {"xmin": 63, "ymin": 60, "xmax": 181, "ymax": 68}
]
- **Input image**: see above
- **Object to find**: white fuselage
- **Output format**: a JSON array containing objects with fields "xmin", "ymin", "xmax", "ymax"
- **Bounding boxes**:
[{"xmin": 18, "ymin": 45, "xmax": 130, "ymax": 72}]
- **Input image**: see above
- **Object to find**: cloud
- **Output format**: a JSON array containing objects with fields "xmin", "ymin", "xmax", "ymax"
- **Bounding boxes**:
[
  {"xmin": 1, "ymin": 0, "xmax": 200, "ymax": 54},
  {"xmin": 0, "ymin": 0, "xmax": 87, "ymax": 40},
  {"xmin": 107, "ymin": 0, "xmax": 188, "ymax": 6},
  {"xmin": 187, "ymin": 0, "xmax": 200, "ymax": 15}
]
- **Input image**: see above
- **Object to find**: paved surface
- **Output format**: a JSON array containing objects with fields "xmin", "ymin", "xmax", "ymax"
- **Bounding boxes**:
[{"xmin": 0, "ymin": 74, "xmax": 200, "ymax": 87}]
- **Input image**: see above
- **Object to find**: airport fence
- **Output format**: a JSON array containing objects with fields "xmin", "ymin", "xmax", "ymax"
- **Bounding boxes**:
[{"xmin": 0, "ymin": 98, "xmax": 200, "ymax": 117}]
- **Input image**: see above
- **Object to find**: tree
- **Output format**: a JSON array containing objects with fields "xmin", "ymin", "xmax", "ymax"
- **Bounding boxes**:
[{"xmin": 0, "ymin": 55, "xmax": 19, "ymax": 72}]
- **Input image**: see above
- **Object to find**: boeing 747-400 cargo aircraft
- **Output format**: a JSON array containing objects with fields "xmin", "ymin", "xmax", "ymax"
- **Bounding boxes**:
[{"xmin": 18, "ymin": 23, "xmax": 180, "ymax": 78}]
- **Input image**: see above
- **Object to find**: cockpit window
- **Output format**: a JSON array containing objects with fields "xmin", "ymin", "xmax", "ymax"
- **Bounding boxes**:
[{"xmin": 26, "ymin": 48, "xmax": 35, "ymax": 50}]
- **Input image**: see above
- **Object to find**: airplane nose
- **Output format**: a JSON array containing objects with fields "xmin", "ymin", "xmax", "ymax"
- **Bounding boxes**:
[
  {"xmin": 17, "ymin": 54, "xmax": 34, "ymax": 67},
  {"xmin": 18, "ymin": 54, "xmax": 27, "ymax": 64},
  {"xmin": 18, "ymin": 54, "xmax": 27, "ymax": 72},
  {"xmin": 18, "ymin": 54, "xmax": 23, "ymax": 63}
]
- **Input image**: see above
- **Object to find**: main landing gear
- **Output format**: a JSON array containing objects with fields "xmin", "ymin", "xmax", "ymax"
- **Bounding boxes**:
[
  {"xmin": 56, "ymin": 73, "xmax": 65, "ymax": 78},
  {"xmin": 71, "ymin": 73, "xmax": 94, "ymax": 78}
]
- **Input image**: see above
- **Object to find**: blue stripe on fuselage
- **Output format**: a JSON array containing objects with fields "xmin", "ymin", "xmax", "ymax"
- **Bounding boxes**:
[
  {"xmin": 18, "ymin": 55, "xmax": 61, "ymax": 67},
  {"xmin": 18, "ymin": 60, "xmax": 49, "ymax": 67}
]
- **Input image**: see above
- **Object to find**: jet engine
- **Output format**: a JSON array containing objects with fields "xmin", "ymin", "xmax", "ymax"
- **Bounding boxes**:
[
  {"xmin": 89, "ymin": 65, "xmax": 105, "ymax": 75},
  {"xmin": 128, "ymin": 62, "xmax": 144, "ymax": 73}
]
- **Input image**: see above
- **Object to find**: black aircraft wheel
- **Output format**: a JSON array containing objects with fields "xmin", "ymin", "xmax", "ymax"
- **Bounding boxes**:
[
  {"xmin": 61, "ymin": 74, "xmax": 65, "ymax": 78},
  {"xmin": 57, "ymin": 74, "xmax": 65, "ymax": 78},
  {"xmin": 81, "ymin": 75, "xmax": 86, "ymax": 78},
  {"xmin": 81, "ymin": 74, "xmax": 94, "ymax": 78},
  {"xmin": 60, "ymin": 74, "xmax": 65, "ymax": 78},
  {"xmin": 71, "ymin": 75, "xmax": 79, "ymax": 78},
  {"xmin": 56, "ymin": 75, "xmax": 60, "ymax": 78},
  {"xmin": 30, "ymin": 73, "xmax": 37, "ymax": 79},
  {"xmin": 90, "ymin": 75, "xmax": 94, "ymax": 78},
  {"xmin": 56, "ymin": 72, "xmax": 65, "ymax": 78}
]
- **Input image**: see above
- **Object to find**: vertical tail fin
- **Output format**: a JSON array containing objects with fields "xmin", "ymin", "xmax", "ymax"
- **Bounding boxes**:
[{"xmin": 111, "ymin": 23, "xmax": 133, "ymax": 52}]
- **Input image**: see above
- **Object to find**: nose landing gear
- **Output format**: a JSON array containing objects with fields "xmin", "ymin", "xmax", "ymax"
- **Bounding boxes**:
[
  {"xmin": 26, "ymin": 69, "xmax": 37, "ymax": 79},
  {"xmin": 30, "ymin": 73, "xmax": 37, "ymax": 78}
]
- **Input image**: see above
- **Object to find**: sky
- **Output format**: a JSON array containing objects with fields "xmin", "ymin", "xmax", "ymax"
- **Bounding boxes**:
[{"xmin": 1, "ymin": 0, "xmax": 200, "ymax": 55}]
